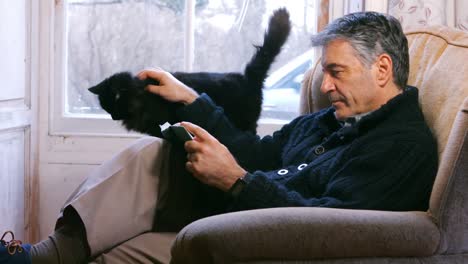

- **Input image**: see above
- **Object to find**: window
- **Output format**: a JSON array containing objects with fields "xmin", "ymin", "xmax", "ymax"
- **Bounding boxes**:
[{"xmin": 54, "ymin": 0, "xmax": 318, "ymax": 135}]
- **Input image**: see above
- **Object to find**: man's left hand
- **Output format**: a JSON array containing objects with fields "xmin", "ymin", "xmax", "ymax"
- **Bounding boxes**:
[{"xmin": 181, "ymin": 122, "xmax": 247, "ymax": 192}]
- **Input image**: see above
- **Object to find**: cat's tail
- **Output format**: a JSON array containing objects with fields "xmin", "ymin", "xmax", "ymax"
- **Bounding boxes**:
[{"xmin": 244, "ymin": 7, "xmax": 291, "ymax": 88}]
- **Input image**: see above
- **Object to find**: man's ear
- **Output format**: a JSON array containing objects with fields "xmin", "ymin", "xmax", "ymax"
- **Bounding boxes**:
[{"xmin": 375, "ymin": 54, "xmax": 393, "ymax": 87}]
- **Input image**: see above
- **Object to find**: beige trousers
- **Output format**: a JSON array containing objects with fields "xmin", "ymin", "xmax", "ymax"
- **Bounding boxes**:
[{"xmin": 56, "ymin": 137, "xmax": 217, "ymax": 264}]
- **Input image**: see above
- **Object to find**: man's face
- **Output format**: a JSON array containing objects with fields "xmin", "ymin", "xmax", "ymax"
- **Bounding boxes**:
[{"xmin": 320, "ymin": 39, "xmax": 382, "ymax": 120}]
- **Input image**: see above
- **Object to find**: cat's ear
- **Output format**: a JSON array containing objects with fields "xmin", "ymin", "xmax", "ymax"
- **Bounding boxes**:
[{"xmin": 88, "ymin": 84, "xmax": 104, "ymax": 95}]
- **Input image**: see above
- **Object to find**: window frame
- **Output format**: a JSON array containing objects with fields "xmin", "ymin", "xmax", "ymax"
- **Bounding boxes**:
[{"xmin": 51, "ymin": 0, "xmax": 177, "ymax": 137}]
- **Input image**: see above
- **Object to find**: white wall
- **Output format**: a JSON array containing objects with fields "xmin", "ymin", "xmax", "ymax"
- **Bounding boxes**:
[
  {"xmin": 0, "ymin": 0, "xmax": 36, "ymax": 241},
  {"xmin": 0, "ymin": 0, "xmax": 26, "ymax": 100},
  {"xmin": 34, "ymin": 1, "xmax": 140, "ymax": 239}
]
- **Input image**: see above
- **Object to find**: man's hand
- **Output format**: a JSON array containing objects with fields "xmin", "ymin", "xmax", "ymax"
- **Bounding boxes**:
[
  {"xmin": 137, "ymin": 68, "xmax": 199, "ymax": 105},
  {"xmin": 181, "ymin": 122, "xmax": 247, "ymax": 192}
]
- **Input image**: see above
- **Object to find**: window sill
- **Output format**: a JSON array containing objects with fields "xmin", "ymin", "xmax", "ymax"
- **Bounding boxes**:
[{"xmin": 50, "ymin": 112, "xmax": 290, "ymax": 138}]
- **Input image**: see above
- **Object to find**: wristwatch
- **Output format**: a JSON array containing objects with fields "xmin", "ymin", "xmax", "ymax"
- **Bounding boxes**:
[{"xmin": 228, "ymin": 176, "xmax": 247, "ymax": 197}]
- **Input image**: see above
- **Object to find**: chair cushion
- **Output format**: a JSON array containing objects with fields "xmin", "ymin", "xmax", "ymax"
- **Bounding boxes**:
[
  {"xmin": 396, "ymin": 27, "xmax": 468, "ymax": 255},
  {"xmin": 429, "ymin": 98, "xmax": 468, "ymax": 254},
  {"xmin": 404, "ymin": 25, "xmax": 468, "ymax": 156},
  {"xmin": 299, "ymin": 58, "xmax": 328, "ymax": 114},
  {"xmin": 171, "ymin": 208, "xmax": 440, "ymax": 263}
]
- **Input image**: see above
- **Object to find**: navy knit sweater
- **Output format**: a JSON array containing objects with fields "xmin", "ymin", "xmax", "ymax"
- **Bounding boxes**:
[{"xmin": 177, "ymin": 86, "xmax": 438, "ymax": 212}]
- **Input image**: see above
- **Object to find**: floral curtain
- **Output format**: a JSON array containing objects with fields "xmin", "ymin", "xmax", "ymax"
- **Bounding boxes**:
[{"xmin": 388, "ymin": 0, "xmax": 468, "ymax": 31}]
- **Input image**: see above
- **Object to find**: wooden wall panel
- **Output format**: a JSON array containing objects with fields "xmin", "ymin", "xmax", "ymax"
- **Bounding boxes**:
[
  {"xmin": 0, "ymin": 0, "xmax": 36, "ymax": 241},
  {"xmin": 0, "ymin": 131, "xmax": 26, "ymax": 239}
]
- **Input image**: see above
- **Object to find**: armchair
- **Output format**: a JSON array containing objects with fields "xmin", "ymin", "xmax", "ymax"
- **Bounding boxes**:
[{"xmin": 170, "ymin": 25, "xmax": 468, "ymax": 263}]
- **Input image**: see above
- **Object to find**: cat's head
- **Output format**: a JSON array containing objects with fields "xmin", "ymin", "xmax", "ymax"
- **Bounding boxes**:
[{"xmin": 88, "ymin": 72, "xmax": 137, "ymax": 120}]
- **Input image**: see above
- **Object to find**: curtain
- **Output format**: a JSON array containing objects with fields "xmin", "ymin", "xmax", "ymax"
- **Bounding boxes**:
[{"xmin": 388, "ymin": 0, "xmax": 468, "ymax": 31}]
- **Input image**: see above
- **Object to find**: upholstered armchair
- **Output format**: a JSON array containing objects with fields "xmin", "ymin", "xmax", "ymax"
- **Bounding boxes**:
[{"xmin": 169, "ymin": 25, "xmax": 468, "ymax": 263}]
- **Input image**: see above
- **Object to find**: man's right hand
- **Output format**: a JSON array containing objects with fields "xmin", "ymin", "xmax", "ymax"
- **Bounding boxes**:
[{"xmin": 137, "ymin": 68, "xmax": 199, "ymax": 105}]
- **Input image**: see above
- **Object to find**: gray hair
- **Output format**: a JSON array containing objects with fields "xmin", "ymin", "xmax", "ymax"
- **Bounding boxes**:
[{"xmin": 311, "ymin": 12, "xmax": 409, "ymax": 89}]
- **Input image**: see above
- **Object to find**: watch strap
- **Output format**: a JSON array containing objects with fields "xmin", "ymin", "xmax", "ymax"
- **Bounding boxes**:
[{"xmin": 228, "ymin": 176, "xmax": 247, "ymax": 197}]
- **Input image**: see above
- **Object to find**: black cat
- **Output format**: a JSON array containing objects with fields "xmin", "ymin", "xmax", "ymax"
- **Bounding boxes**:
[{"xmin": 88, "ymin": 8, "xmax": 291, "ymax": 137}]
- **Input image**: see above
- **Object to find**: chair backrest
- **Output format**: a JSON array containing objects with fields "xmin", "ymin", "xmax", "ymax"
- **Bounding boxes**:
[{"xmin": 299, "ymin": 25, "xmax": 468, "ymax": 255}]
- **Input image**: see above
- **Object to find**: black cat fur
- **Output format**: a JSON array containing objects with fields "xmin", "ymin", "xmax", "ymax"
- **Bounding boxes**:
[{"xmin": 88, "ymin": 8, "xmax": 291, "ymax": 138}]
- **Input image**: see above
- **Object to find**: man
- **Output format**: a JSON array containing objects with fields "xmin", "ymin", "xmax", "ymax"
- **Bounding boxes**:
[{"xmin": 1, "ymin": 11, "xmax": 437, "ymax": 264}]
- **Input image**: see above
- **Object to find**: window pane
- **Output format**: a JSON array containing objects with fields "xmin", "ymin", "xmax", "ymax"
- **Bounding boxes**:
[
  {"xmin": 66, "ymin": 0, "xmax": 186, "ymax": 114},
  {"xmin": 193, "ymin": 0, "xmax": 315, "ymax": 72},
  {"xmin": 65, "ymin": 0, "xmax": 317, "ymax": 120},
  {"xmin": 193, "ymin": 1, "xmax": 317, "ymax": 121}
]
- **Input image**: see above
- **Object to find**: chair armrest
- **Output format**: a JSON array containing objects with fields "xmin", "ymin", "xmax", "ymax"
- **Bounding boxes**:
[{"xmin": 171, "ymin": 207, "xmax": 440, "ymax": 263}]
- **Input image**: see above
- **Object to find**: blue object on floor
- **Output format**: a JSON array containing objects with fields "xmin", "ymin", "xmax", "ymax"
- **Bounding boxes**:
[{"xmin": 0, "ymin": 231, "xmax": 31, "ymax": 264}]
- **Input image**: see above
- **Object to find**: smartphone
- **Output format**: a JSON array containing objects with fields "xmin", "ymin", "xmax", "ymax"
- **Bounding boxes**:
[{"xmin": 170, "ymin": 125, "xmax": 194, "ymax": 142}]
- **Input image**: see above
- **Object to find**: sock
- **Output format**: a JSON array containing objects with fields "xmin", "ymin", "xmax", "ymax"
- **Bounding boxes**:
[{"xmin": 31, "ymin": 225, "xmax": 89, "ymax": 264}]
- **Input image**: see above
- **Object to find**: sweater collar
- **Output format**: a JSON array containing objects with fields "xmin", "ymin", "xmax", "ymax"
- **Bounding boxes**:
[
  {"xmin": 338, "ymin": 111, "xmax": 374, "ymax": 127},
  {"xmin": 317, "ymin": 86, "xmax": 419, "ymax": 136},
  {"xmin": 356, "ymin": 86, "xmax": 419, "ymax": 131}
]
